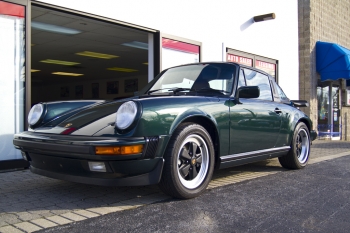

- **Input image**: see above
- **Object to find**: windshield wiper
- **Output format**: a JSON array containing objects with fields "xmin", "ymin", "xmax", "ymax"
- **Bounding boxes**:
[
  {"xmin": 193, "ymin": 88, "xmax": 230, "ymax": 94},
  {"xmin": 148, "ymin": 87, "xmax": 191, "ymax": 95},
  {"xmin": 148, "ymin": 88, "xmax": 170, "ymax": 94}
]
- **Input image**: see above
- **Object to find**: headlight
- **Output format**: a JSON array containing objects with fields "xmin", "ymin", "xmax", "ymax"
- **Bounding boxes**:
[
  {"xmin": 28, "ymin": 103, "xmax": 44, "ymax": 126},
  {"xmin": 116, "ymin": 101, "xmax": 137, "ymax": 130}
]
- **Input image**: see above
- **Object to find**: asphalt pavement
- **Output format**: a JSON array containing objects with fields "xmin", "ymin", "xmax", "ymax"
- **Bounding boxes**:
[
  {"xmin": 1, "ymin": 139, "xmax": 350, "ymax": 233},
  {"xmin": 38, "ymin": 153, "xmax": 350, "ymax": 233}
]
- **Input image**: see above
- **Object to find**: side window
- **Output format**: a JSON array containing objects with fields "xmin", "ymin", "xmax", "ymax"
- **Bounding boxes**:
[
  {"xmin": 275, "ymin": 83, "xmax": 289, "ymax": 101},
  {"xmin": 243, "ymin": 69, "xmax": 272, "ymax": 101},
  {"xmin": 237, "ymin": 69, "xmax": 246, "ymax": 89}
]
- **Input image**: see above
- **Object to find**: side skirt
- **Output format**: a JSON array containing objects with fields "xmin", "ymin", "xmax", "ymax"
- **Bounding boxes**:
[{"xmin": 219, "ymin": 146, "xmax": 290, "ymax": 169}]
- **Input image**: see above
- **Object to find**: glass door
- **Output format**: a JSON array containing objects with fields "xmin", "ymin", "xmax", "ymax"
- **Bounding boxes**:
[{"xmin": 317, "ymin": 82, "xmax": 341, "ymax": 140}]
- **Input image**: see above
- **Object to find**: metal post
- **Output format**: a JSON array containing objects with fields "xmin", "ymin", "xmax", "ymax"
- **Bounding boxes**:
[{"xmin": 328, "ymin": 83, "xmax": 333, "ymax": 138}]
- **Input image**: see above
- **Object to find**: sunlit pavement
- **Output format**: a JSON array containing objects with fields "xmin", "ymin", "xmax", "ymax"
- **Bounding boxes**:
[{"xmin": 1, "ymin": 139, "xmax": 350, "ymax": 233}]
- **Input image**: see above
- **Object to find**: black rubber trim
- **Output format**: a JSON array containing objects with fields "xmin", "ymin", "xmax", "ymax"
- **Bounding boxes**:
[
  {"xmin": 0, "ymin": 159, "xmax": 29, "ymax": 170},
  {"xmin": 220, "ymin": 146, "xmax": 290, "ymax": 163},
  {"xmin": 219, "ymin": 150, "xmax": 288, "ymax": 169},
  {"xmin": 30, "ymin": 158, "xmax": 164, "ymax": 186},
  {"xmin": 14, "ymin": 139, "xmax": 91, "ymax": 154}
]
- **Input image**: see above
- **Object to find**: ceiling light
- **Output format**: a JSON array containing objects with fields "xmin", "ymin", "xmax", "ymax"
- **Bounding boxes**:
[
  {"xmin": 143, "ymin": 62, "xmax": 148, "ymax": 65},
  {"xmin": 31, "ymin": 69, "xmax": 40, "ymax": 72},
  {"xmin": 31, "ymin": 21, "xmax": 82, "ymax": 35},
  {"xmin": 40, "ymin": 59, "xmax": 80, "ymax": 66},
  {"xmin": 76, "ymin": 51, "xmax": 119, "ymax": 59},
  {"xmin": 121, "ymin": 41, "xmax": 148, "ymax": 50},
  {"xmin": 107, "ymin": 67, "xmax": 138, "ymax": 72},
  {"xmin": 52, "ymin": 72, "xmax": 84, "ymax": 76}
]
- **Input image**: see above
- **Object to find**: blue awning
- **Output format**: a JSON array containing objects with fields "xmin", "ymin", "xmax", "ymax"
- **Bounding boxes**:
[{"xmin": 316, "ymin": 41, "xmax": 350, "ymax": 81}]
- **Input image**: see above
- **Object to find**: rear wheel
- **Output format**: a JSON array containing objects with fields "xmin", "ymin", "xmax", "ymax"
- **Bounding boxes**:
[
  {"xmin": 279, "ymin": 122, "xmax": 310, "ymax": 169},
  {"xmin": 159, "ymin": 123, "xmax": 214, "ymax": 199}
]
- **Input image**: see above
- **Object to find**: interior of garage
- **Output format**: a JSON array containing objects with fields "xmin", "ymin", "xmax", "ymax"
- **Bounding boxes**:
[{"xmin": 31, "ymin": 5, "xmax": 150, "ymax": 105}]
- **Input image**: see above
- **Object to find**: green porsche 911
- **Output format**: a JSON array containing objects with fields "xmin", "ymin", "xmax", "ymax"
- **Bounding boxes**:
[{"xmin": 13, "ymin": 62, "xmax": 317, "ymax": 199}]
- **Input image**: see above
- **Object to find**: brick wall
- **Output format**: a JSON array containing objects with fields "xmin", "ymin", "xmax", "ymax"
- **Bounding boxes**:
[{"xmin": 298, "ymin": 0, "xmax": 350, "ymax": 139}]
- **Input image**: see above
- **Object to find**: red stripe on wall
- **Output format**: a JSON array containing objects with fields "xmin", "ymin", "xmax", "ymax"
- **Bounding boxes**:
[
  {"xmin": 162, "ymin": 38, "xmax": 199, "ymax": 54},
  {"xmin": 0, "ymin": 1, "xmax": 25, "ymax": 18}
]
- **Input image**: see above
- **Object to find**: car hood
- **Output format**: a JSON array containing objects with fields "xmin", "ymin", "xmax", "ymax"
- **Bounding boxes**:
[{"xmin": 32, "ymin": 95, "xmax": 221, "ymax": 136}]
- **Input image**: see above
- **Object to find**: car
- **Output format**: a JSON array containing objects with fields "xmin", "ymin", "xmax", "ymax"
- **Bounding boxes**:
[{"xmin": 13, "ymin": 62, "xmax": 317, "ymax": 199}]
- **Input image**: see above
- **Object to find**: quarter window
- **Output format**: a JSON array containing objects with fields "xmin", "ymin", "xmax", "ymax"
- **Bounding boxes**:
[
  {"xmin": 243, "ymin": 69, "xmax": 272, "ymax": 101},
  {"xmin": 275, "ymin": 83, "xmax": 289, "ymax": 101}
]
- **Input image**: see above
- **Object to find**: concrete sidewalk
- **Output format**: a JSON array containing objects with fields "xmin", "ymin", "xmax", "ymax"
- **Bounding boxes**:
[{"xmin": 1, "ymin": 139, "xmax": 350, "ymax": 233}]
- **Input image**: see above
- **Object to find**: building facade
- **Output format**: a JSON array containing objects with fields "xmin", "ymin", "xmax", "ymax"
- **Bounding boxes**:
[
  {"xmin": 1, "ymin": 0, "xmax": 300, "ymax": 169},
  {"xmin": 298, "ymin": 0, "xmax": 350, "ymax": 140}
]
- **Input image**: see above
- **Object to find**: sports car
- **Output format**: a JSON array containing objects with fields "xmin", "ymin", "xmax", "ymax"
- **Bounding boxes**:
[{"xmin": 13, "ymin": 62, "xmax": 317, "ymax": 199}]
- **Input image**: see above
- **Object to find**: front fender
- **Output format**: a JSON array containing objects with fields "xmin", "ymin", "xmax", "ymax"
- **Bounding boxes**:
[{"xmin": 169, "ymin": 108, "xmax": 218, "ymax": 135}]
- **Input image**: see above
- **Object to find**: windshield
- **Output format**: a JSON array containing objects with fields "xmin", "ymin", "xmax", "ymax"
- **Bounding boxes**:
[{"xmin": 148, "ymin": 63, "xmax": 236, "ymax": 96}]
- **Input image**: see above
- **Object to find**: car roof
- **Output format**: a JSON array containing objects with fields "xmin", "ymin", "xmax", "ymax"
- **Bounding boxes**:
[{"xmin": 169, "ymin": 62, "xmax": 273, "ymax": 80}]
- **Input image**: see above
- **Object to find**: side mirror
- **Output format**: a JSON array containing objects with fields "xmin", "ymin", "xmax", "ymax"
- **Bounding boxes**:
[{"xmin": 237, "ymin": 86, "xmax": 260, "ymax": 98}]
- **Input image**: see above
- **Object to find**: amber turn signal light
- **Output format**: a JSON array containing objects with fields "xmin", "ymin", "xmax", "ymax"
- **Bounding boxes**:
[{"xmin": 95, "ymin": 145, "xmax": 143, "ymax": 155}]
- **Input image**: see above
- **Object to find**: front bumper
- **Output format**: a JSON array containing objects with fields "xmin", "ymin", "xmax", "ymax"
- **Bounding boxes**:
[
  {"xmin": 13, "ymin": 132, "xmax": 165, "ymax": 186},
  {"xmin": 310, "ymin": 130, "xmax": 317, "ymax": 141}
]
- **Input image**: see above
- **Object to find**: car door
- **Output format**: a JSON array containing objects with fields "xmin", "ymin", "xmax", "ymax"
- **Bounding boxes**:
[
  {"xmin": 229, "ymin": 68, "xmax": 282, "ymax": 154},
  {"xmin": 270, "ymin": 80, "xmax": 295, "ymax": 148}
]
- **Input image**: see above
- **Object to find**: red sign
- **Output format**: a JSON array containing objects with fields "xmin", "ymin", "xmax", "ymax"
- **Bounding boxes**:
[
  {"xmin": 256, "ymin": 60, "xmax": 276, "ymax": 71},
  {"xmin": 227, "ymin": 54, "xmax": 252, "ymax": 66},
  {"xmin": 256, "ymin": 60, "xmax": 276, "ymax": 77},
  {"xmin": 162, "ymin": 38, "xmax": 199, "ymax": 54},
  {"xmin": 0, "ymin": 1, "xmax": 25, "ymax": 18}
]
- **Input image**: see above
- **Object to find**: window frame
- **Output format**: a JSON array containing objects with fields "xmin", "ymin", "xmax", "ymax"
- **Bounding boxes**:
[{"xmin": 241, "ymin": 67, "xmax": 274, "ymax": 101}]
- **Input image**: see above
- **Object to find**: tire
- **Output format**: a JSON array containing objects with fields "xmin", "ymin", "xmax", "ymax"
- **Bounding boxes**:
[
  {"xmin": 158, "ymin": 123, "xmax": 215, "ymax": 199},
  {"xmin": 278, "ymin": 122, "xmax": 310, "ymax": 169}
]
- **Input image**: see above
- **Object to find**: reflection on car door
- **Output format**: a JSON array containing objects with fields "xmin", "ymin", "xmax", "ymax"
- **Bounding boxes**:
[
  {"xmin": 230, "ymin": 98, "xmax": 281, "ymax": 154},
  {"xmin": 229, "ymin": 69, "xmax": 282, "ymax": 154}
]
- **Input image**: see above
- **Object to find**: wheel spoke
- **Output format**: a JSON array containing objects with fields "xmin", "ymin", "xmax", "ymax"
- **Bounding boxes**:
[
  {"xmin": 189, "ymin": 166, "xmax": 198, "ymax": 180},
  {"xmin": 196, "ymin": 154, "xmax": 202, "ymax": 164},
  {"xmin": 180, "ymin": 148, "xmax": 191, "ymax": 160},
  {"xmin": 189, "ymin": 142, "xmax": 198, "ymax": 157},
  {"xmin": 179, "ymin": 164, "xmax": 190, "ymax": 178}
]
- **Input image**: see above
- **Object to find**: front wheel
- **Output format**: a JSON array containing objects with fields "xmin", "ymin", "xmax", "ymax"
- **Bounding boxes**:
[
  {"xmin": 279, "ymin": 122, "xmax": 310, "ymax": 169},
  {"xmin": 158, "ymin": 123, "xmax": 215, "ymax": 199}
]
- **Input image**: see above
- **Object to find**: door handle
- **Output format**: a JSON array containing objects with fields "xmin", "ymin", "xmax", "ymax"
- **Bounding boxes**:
[{"xmin": 274, "ymin": 108, "xmax": 282, "ymax": 114}]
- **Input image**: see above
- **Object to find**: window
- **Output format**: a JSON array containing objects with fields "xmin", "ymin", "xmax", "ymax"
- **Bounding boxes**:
[
  {"xmin": 237, "ymin": 69, "xmax": 246, "ymax": 89},
  {"xmin": 0, "ymin": 1, "xmax": 26, "ymax": 161},
  {"xmin": 161, "ymin": 36, "xmax": 200, "ymax": 71},
  {"xmin": 227, "ymin": 54, "xmax": 253, "ymax": 67},
  {"xmin": 243, "ymin": 69, "xmax": 272, "ymax": 101},
  {"xmin": 274, "ymin": 82, "xmax": 289, "ymax": 101},
  {"xmin": 149, "ymin": 63, "xmax": 235, "ymax": 96},
  {"xmin": 256, "ymin": 60, "xmax": 276, "ymax": 80}
]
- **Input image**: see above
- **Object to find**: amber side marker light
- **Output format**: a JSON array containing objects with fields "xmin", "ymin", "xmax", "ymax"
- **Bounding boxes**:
[{"xmin": 95, "ymin": 145, "xmax": 143, "ymax": 155}]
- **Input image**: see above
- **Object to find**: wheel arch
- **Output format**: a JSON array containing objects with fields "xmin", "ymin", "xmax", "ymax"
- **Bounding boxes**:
[
  {"xmin": 175, "ymin": 115, "xmax": 221, "ymax": 170},
  {"xmin": 297, "ymin": 117, "xmax": 312, "ymax": 133}
]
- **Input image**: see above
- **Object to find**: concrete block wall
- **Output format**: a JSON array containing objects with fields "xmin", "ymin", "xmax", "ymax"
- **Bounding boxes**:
[{"xmin": 298, "ymin": 0, "xmax": 350, "ymax": 139}]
